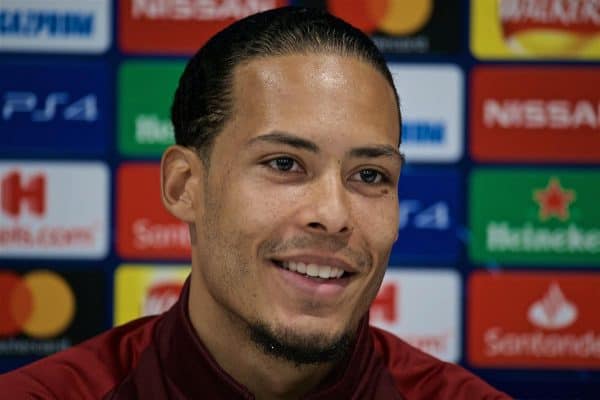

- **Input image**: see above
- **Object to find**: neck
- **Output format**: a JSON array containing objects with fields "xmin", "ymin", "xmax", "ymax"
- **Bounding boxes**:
[{"xmin": 188, "ymin": 274, "xmax": 344, "ymax": 400}]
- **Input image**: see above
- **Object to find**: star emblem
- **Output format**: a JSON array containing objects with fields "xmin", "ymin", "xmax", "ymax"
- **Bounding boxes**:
[{"xmin": 533, "ymin": 178, "xmax": 576, "ymax": 221}]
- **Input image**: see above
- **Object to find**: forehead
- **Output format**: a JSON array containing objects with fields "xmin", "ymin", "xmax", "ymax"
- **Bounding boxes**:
[{"xmin": 227, "ymin": 53, "xmax": 399, "ymax": 148}]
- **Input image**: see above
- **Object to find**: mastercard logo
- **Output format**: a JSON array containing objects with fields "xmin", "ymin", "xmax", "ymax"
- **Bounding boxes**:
[
  {"xmin": 329, "ymin": 0, "xmax": 433, "ymax": 35},
  {"xmin": 0, "ymin": 270, "xmax": 75, "ymax": 339}
]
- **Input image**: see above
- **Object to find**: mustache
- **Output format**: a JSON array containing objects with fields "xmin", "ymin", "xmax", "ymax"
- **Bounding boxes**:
[{"xmin": 259, "ymin": 234, "xmax": 372, "ymax": 270}]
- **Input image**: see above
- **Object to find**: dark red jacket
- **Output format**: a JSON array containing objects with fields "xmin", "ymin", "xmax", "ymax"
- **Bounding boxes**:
[{"xmin": 0, "ymin": 280, "xmax": 511, "ymax": 399}]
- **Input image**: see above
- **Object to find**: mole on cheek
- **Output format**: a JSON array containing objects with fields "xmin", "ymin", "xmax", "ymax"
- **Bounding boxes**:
[{"xmin": 380, "ymin": 189, "xmax": 389, "ymax": 195}]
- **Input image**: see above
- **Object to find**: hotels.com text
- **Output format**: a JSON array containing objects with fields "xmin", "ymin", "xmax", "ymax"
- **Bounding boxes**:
[{"xmin": 0, "ymin": 223, "xmax": 99, "ymax": 247}]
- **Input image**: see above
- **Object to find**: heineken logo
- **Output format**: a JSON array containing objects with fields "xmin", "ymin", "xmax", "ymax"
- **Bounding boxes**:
[
  {"xmin": 486, "ymin": 222, "xmax": 600, "ymax": 254},
  {"xmin": 470, "ymin": 170, "xmax": 600, "ymax": 266},
  {"xmin": 135, "ymin": 114, "xmax": 174, "ymax": 145},
  {"xmin": 118, "ymin": 61, "xmax": 184, "ymax": 157},
  {"xmin": 534, "ymin": 178, "xmax": 576, "ymax": 222}
]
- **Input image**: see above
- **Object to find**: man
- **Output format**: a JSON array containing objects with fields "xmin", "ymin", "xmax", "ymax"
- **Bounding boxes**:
[{"xmin": 0, "ymin": 7, "xmax": 510, "ymax": 399}]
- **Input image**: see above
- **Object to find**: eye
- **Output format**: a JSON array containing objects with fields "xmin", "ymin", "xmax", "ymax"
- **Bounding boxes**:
[
  {"xmin": 352, "ymin": 168, "xmax": 386, "ymax": 184},
  {"xmin": 266, "ymin": 157, "xmax": 303, "ymax": 173}
]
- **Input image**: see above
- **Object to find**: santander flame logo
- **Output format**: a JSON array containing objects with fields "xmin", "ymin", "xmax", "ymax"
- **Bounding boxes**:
[{"xmin": 527, "ymin": 283, "xmax": 578, "ymax": 330}]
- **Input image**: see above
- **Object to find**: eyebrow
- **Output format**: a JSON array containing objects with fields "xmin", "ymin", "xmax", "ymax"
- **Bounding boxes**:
[
  {"xmin": 247, "ymin": 131, "xmax": 319, "ymax": 153},
  {"xmin": 247, "ymin": 131, "xmax": 404, "ymax": 164},
  {"xmin": 348, "ymin": 145, "xmax": 404, "ymax": 165}
]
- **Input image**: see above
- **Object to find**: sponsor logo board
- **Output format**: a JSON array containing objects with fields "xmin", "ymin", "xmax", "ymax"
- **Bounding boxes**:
[
  {"xmin": 0, "ymin": 162, "xmax": 109, "ymax": 259},
  {"xmin": 118, "ymin": 62, "xmax": 184, "ymax": 157},
  {"xmin": 471, "ymin": 0, "xmax": 600, "ymax": 60},
  {"xmin": 119, "ymin": 0, "xmax": 287, "ymax": 54},
  {"xmin": 117, "ymin": 163, "xmax": 191, "ymax": 260},
  {"xmin": 469, "ymin": 169, "xmax": 600, "ymax": 265},
  {"xmin": 391, "ymin": 168, "xmax": 460, "ymax": 264},
  {"xmin": 296, "ymin": 0, "xmax": 460, "ymax": 54},
  {"xmin": 371, "ymin": 268, "xmax": 461, "ymax": 362},
  {"xmin": 0, "ymin": 268, "xmax": 105, "ymax": 358},
  {"xmin": 0, "ymin": 0, "xmax": 111, "ymax": 53},
  {"xmin": 469, "ymin": 272, "xmax": 600, "ymax": 368},
  {"xmin": 114, "ymin": 264, "xmax": 190, "ymax": 325},
  {"xmin": 0, "ymin": 63, "xmax": 109, "ymax": 157},
  {"xmin": 471, "ymin": 67, "xmax": 600, "ymax": 163},
  {"xmin": 389, "ymin": 64, "xmax": 463, "ymax": 163}
]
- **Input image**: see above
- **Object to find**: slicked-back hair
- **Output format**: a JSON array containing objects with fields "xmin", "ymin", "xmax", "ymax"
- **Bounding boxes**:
[{"xmin": 171, "ymin": 6, "xmax": 401, "ymax": 164}]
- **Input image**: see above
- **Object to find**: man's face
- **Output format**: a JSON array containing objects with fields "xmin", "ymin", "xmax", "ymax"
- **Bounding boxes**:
[{"xmin": 191, "ymin": 53, "xmax": 401, "ymax": 361}]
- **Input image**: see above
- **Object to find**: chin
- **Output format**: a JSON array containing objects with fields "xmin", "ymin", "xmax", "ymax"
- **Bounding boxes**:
[{"xmin": 247, "ymin": 316, "xmax": 355, "ymax": 366}]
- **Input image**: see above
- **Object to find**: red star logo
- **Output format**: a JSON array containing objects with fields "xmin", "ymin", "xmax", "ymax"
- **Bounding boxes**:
[{"xmin": 533, "ymin": 178, "xmax": 576, "ymax": 221}]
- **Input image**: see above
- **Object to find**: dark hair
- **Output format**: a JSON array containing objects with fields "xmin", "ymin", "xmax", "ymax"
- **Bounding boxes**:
[{"xmin": 171, "ymin": 6, "xmax": 400, "ymax": 163}]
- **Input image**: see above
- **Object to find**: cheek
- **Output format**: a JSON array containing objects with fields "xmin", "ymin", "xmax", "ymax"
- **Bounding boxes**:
[
  {"xmin": 345, "ymin": 265, "xmax": 387, "ymax": 330},
  {"xmin": 229, "ymin": 180, "xmax": 302, "ymax": 233},
  {"xmin": 355, "ymin": 197, "xmax": 399, "ymax": 251}
]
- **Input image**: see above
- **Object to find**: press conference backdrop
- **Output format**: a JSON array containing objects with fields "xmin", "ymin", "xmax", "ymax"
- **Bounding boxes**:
[{"xmin": 1, "ymin": 1, "xmax": 599, "ymax": 398}]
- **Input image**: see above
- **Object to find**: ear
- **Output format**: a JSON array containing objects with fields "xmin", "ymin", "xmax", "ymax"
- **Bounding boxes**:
[{"xmin": 160, "ymin": 145, "xmax": 205, "ymax": 223}]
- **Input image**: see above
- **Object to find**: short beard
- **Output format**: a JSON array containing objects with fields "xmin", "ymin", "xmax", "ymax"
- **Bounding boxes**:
[{"xmin": 248, "ymin": 321, "xmax": 352, "ymax": 366}]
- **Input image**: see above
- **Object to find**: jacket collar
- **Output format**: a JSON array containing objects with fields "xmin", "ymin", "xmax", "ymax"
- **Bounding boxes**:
[{"xmin": 156, "ymin": 277, "xmax": 395, "ymax": 399}]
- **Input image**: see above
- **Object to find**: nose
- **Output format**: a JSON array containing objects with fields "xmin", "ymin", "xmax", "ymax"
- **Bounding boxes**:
[{"xmin": 300, "ymin": 172, "xmax": 352, "ymax": 237}]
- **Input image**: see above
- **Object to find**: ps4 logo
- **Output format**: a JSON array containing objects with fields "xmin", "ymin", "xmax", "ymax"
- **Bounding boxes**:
[
  {"xmin": 399, "ymin": 200, "xmax": 450, "ymax": 231},
  {"xmin": 2, "ymin": 92, "xmax": 98, "ymax": 122}
]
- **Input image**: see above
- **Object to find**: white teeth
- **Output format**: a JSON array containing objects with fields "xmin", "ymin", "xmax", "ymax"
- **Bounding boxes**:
[
  {"xmin": 318, "ymin": 266, "xmax": 331, "ymax": 279},
  {"xmin": 281, "ymin": 261, "xmax": 344, "ymax": 279},
  {"xmin": 296, "ymin": 263, "xmax": 307, "ymax": 274},
  {"xmin": 306, "ymin": 264, "xmax": 319, "ymax": 277}
]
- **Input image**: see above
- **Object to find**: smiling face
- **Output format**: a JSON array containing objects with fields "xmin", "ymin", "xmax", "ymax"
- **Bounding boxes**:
[{"xmin": 189, "ymin": 53, "xmax": 401, "ymax": 363}]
